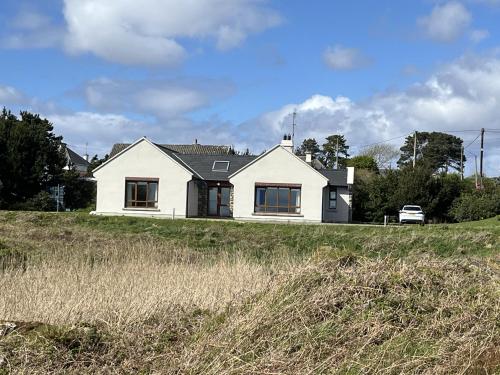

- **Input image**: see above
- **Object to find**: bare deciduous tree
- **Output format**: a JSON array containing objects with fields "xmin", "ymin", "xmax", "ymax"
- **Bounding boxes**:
[{"xmin": 361, "ymin": 144, "xmax": 399, "ymax": 169}]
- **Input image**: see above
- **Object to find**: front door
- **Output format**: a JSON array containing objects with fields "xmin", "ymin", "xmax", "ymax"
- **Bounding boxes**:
[{"xmin": 208, "ymin": 186, "xmax": 231, "ymax": 217}]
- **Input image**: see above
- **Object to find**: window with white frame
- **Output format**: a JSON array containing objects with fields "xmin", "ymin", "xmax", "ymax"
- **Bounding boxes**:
[{"xmin": 212, "ymin": 161, "xmax": 230, "ymax": 172}]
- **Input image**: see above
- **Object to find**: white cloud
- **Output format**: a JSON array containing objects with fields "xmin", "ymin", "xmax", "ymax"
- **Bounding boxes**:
[
  {"xmin": 418, "ymin": 2, "xmax": 471, "ymax": 42},
  {"xmin": 0, "ymin": 85, "xmax": 26, "ymax": 104},
  {"xmin": 5, "ymin": 54, "xmax": 500, "ymax": 176},
  {"xmin": 48, "ymin": 111, "xmax": 237, "ymax": 157},
  {"xmin": 62, "ymin": 0, "xmax": 282, "ymax": 65},
  {"xmin": 1, "ymin": 9, "xmax": 63, "ymax": 49},
  {"xmin": 239, "ymin": 55, "xmax": 500, "ymax": 175},
  {"xmin": 469, "ymin": 29, "xmax": 489, "ymax": 43},
  {"xmin": 323, "ymin": 45, "xmax": 371, "ymax": 71},
  {"xmin": 82, "ymin": 77, "xmax": 234, "ymax": 118}
]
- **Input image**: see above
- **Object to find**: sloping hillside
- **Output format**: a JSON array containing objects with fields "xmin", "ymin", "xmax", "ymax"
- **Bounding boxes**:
[{"xmin": 0, "ymin": 212, "xmax": 498, "ymax": 374}]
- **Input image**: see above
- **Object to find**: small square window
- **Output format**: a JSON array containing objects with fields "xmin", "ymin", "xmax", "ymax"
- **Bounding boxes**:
[{"xmin": 212, "ymin": 161, "xmax": 230, "ymax": 172}]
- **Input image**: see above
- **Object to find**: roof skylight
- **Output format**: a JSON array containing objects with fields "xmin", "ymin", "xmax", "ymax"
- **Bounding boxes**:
[{"xmin": 212, "ymin": 161, "xmax": 230, "ymax": 172}]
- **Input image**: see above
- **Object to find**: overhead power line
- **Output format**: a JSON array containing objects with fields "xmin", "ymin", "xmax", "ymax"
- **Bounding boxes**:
[
  {"xmin": 463, "ymin": 133, "xmax": 480, "ymax": 149},
  {"xmin": 358, "ymin": 134, "xmax": 409, "ymax": 149},
  {"xmin": 445, "ymin": 129, "xmax": 483, "ymax": 133}
]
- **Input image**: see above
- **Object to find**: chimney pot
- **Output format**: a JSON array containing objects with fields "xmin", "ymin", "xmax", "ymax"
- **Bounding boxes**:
[
  {"xmin": 305, "ymin": 151, "xmax": 312, "ymax": 164},
  {"xmin": 280, "ymin": 134, "xmax": 294, "ymax": 153}
]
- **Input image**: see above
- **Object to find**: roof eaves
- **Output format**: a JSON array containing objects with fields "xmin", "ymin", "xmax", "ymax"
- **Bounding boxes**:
[
  {"xmin": 159, "ymin": 148, "xmax": 203, "ymax": 179},
  {"xmin": 93, "ymin": 137, "xmax": 201, "ymax": 179},
  {"xmin": 228, "ymin": 144, "xmax": 281, "ymax": 178},
  {"xmin": 92, "ymin": 137, "xmax": 147, "ymax": 173},
  {"xmin": 228, "ymin": 145, "xmax": 329, "ymax": 182}
]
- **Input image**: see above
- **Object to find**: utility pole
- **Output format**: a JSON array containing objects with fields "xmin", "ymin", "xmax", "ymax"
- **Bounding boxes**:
[
  {"xmin": 84, "ymin": 142, "xmax": 89, "ymax": 162},
  {"xmin": 474, "ymin": 155, "xmax": 479, "ymax": 189},
  {"xmin": 56, "ymin": 184, "xmax": 60, "ymax": 212},
  {"xmin": 479, "ymin": 128, "xmax": 485, "ymax": 186},
  {"xmin": 291, "ymin": 110, "xmax": 297, "ymax": 144},
  {"xmin": 335, "ymin": 137, "xmax": 339, "ymax": 169},
  {"xmin": 460, "ymin": 145, "xmax": 464, "ymax": 180},
  {"xmin": 413, "ymin": 131, "xmax": 417, "ymax": 169}
]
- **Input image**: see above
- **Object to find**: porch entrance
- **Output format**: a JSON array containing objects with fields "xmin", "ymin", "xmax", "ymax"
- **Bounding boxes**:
[{"xmin": 208, "ymin": 186, "xmax": 231, "ymax": 217}]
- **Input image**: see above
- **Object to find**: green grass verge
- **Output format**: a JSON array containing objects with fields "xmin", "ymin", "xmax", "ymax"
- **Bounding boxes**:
[{"xmin": 0, "ymin": 211, "xmax": 498, "ymax": 263}]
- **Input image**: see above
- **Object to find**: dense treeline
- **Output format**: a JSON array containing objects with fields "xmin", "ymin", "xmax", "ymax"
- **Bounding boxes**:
[
  {"xmin": 297, "ymin": 134, "xmax": 499, "ymax": 223},
  {"xmin": 0, "ymin": 109, "xmax": 97, "ymax": 211},
  {"xmin": 352, "ymin": 166, "xmax": 499, "ymax": 223},
  {"xmin": 1, "ymin": 108, "xmax": 498, "ymax": 221}
]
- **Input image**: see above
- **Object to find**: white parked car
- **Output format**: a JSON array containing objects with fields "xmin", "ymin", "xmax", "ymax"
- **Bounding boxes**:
[{"xmin": 399, "ymin": 205, "xmax": 425, "ymax": 225}]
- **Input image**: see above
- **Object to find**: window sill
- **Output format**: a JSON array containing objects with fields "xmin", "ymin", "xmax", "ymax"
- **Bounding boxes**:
[
  {"xmin": 252, "ymin": 212, "xmax": 303, "ymax": 217},
  {"xmin": 122, "ymin": 207, "xmax": 160, "ymax": 212}
]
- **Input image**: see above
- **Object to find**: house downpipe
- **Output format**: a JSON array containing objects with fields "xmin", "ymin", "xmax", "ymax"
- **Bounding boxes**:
[{"xmin": 347, "ymin": 167, "xmax": 354, "ymax": 223}]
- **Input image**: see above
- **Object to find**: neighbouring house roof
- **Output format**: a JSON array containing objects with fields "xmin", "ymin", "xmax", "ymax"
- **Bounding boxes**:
[
  {"xmin": 297, "ymin": 156, "xmax": 326, "ymax": 170},
  {"xmin": 175, "ymin": 154, "xmax": 257, "ymax": 181},
  {"xmin": 110, "ymin": 143, "xmax": 232, "ymax": 158},
  {"xmin": 318, "ymin": 169, "xmax": 349, "ymax": 187},
  {"xmin": 65, "ymin": 146, "xmax": 90, "ymax": 168}
]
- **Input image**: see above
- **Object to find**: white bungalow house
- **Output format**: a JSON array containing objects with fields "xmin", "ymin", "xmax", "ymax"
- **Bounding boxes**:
[{"xmin": 92, "ymin": 136, "xmax": 354, "ymax": 223}]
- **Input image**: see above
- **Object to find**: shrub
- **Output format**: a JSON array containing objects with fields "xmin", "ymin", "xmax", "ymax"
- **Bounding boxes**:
[
  {"xmin": 450, "ymin": 192, "xmax": 500, "ymax": 222},
  {"xmin": 11, "ymin": 191, "xmax": 56, "ymax": 211}
]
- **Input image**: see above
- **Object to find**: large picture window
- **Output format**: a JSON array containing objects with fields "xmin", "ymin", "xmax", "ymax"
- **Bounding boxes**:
[
  {"xmin": 125, "ymin": 178, "xmax": 158, "ymax": 208},
  {"xmin": 254, "ymin": 184, "xmax": 301, "ymax": 214}
]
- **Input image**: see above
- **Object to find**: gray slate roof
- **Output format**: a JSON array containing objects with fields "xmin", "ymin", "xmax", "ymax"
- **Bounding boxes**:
[
  {"xmin": 66, "ymin": 147, "xmax": 89, "ymax": 167},
  {"xmin": 108, "ymin": 140, "xmax": 349, "ymax": 184},
  {"xmin": 175, "ymin": 154, "xmax": 257, "ymax": 181},
  {"xmin": 110, "ymin": 143, "xmax": 232, "ymax": 158},
  {"xmin": 318, "ymin": 169, "xmax": 349, "ymax": 186},
  {"xmin": 297, "ymin": 156, "xmax": 326, "ymax": 170}
]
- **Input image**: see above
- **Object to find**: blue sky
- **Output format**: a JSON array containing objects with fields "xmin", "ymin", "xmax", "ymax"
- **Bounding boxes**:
[{"xmin": 1, "ymin": 0, "xmax": 500, "ymax": 175}]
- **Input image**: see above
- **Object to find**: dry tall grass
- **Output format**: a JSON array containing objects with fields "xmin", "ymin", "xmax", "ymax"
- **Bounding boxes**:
[
  {"xmin": 0, "ymin": 258, "xmax": 271, "ymax": 326},
  {"xmin": 180, "ymin": 256, "xmax": 500, "ymax": 374},
  {"xmin": 0, "ymin": 233, "xmax": 280, "ymax": 326},
  {"xmin": 0, "ymin": 212, "xmax": 499, "ymax": 374}
]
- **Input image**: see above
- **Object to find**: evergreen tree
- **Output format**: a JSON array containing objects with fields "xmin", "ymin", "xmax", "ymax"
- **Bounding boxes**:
[
  {"xmin": 0, "ymin": 109, "xmax": 66, "ymax": 207},
  {"xmin": 63, "ymin": 169, "xmax": 96, "ymax": 210},
  {"xmin": 87, "ymin": 154, "xmax": 109, "ymax": 174},
  {"xmin": 398, "ymin": 132, "xmax": 464, "ymax": 173},
  {"xmin": 295, "ymin": 138, "xmax": 321, "ymax": 157},
  {"xmin": 322, "ymin": 134, "xmax": 350, "ymax": 168}
]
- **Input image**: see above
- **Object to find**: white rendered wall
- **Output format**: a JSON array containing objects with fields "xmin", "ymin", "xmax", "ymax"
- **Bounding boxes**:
[
  {"xmin": 229, "ymin": 146, "xmax": 328, "ymax": 222},
  {"xmin": 93, "ymin": 140, "xmax": 192, "ymax": 218}
]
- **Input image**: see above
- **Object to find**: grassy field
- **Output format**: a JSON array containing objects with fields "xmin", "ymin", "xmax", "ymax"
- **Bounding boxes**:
[{"xmin": 0, "ymin": 211, "xmax": 498, "ymax": 374}]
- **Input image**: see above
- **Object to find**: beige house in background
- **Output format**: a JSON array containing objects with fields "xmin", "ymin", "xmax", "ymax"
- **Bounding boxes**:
[{"xmin": 92, "ymin": 136, "xmax": 354, "ymax": 223}]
